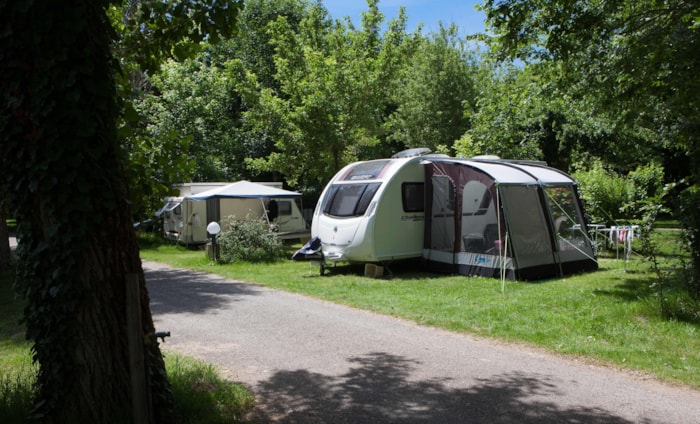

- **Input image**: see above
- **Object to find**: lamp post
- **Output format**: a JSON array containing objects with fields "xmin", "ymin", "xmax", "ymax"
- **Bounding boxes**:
[{"xmin": 206, "ymin": 221, "xmax": 221, "ymax": 262}]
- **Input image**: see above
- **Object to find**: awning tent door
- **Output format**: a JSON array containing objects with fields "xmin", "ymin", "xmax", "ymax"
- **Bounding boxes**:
[{"xmin": 499, "ymin": 185, "xmax": 559, "ymax": 279}]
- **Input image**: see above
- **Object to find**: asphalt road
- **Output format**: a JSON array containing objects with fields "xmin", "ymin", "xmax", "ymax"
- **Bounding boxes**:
[{"xmin": 145, "ymin": 261, "xmax": 700, "ymax": 423}]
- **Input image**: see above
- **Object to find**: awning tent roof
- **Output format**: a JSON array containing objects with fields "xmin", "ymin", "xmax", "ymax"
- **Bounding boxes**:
[
  {"xmin": 432, "ymin": 158, "xmax": 575, "ymax": 185},
  {"xmin": 186, "ymin": 181, "xmax": 300, "ymax": 200}
]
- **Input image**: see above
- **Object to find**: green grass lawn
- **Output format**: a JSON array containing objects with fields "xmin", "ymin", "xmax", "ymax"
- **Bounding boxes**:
[
  {"xmin": 139, "ymin": 230, "xmax": 700, "ymax": 390},
  {"xmin": 0, "ymin": 267, "xmax": 35, "ymax": 422},
  {"xmin": 0, "ymin": 268, "xmax": 33, "ymax": 379}
]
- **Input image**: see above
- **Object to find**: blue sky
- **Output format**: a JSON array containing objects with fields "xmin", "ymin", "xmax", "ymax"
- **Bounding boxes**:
[{"xmin": 322, "ymin": 0, "xmax": 487, "ymax": 36}]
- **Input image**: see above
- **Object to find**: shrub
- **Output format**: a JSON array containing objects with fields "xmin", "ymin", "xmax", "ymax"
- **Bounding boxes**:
[
  {"xmin": 573, "ymin": 161, "xmax": 665, "ymax": 224},
  {"xmin": 216, "ymin": 215, "xmax": 285, "ymax": 263},
  {"xmin": 572, "ymin": 161, "xmax": 627, "ymax": 224},
  {"xmin": 622, "ymin": 163, "xmax": 665, "ymax": 219}
]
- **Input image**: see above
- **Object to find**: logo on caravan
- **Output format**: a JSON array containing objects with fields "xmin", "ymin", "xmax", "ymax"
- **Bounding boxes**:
[{"xmin": 401, "ymin": 215, "xmax": 424, "ymax": 222}]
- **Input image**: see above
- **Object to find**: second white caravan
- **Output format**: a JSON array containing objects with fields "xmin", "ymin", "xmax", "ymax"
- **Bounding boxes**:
[
  {"xmin": 161, "ymin": 181, "xmax": 309, "ymax": 244},
  {"xmin": 311, "ymin": 148, "xmax": 443, "ymax": 265}
]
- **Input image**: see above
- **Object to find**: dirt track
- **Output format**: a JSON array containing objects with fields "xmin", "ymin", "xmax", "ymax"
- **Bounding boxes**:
[{"xmin": 145, "ymin": 261, "xmax": 700, "ymax": 423}]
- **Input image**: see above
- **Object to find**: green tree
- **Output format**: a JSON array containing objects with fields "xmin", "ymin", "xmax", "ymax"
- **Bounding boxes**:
[
  {"xmin": 110, "ymin": 0, "xmax": 240, "ymax": 74},
  {"xmin": 385, "ymin": 24, "xmax": 477, "ymax": 154},
  {"xmin": 110, "ymin": 0, "xmax": 241, "ymax": 220},
  {"xmin": 138, "ymin": 57, "xmax": 246, "ymax": 183},
  {"xmin": 456, "ymin": 63, "xmax": 544, "ymax": 160},
  {"xmin": 456, "ymin": 61, "xmax": 650, "ymax": 172},
  {"xmin": 1, "ymin": 0, "xmax": 173, "ymax": 421},
  {"xmin": 121, "ymin": 98, "xmax": 194, "ymax": 219},
  {"xmin": 244, "ymin": 0, "xmax": 409, "ymax": 189},
  {"xmin": 124, "ymin": 1, "xmax": 312, "ymax": 199},
  {"xmin": 234, "ymin": 0, "xmax": 311, "ymax": 92}
]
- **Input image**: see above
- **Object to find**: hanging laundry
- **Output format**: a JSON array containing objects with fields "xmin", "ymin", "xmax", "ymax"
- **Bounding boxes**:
[{"xmin": 617, "ymin": 228, "xmax": 627, "ymax": 244}]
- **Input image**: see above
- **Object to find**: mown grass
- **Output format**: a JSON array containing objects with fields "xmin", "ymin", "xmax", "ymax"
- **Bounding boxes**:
[
  {"xmin": 138, "ymin": 229, "xmax": 700, "ymax": 390},
  {"xmin": 0, "ymin": 263, "xmax": 255, "ymax": 423},
  {"xmin": 166, "ymin": 353, "xmax": 255, "ymax": 424},
  {"xmin": 0, "ymin": 264, "xmax": 32, "ymax": 379},
  {"xmin": 0, "ymin": 266, "xmax": 35, "ymax": 423}
]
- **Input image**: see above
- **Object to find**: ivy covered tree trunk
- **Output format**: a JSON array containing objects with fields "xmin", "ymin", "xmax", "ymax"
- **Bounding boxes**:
[
  {"xmin": 1, "ymin": 0, "xmax": 172, "ymax": 422},
  {"xmin": 0, "ymin": 208, "xmax": 10, "ymax": 270}
]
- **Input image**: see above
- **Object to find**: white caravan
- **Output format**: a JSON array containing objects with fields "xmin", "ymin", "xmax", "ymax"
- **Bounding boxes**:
[
  {"xmin": 311, "ymin": 148, "xmax": 444, "ymax": 265},
  {"xmin": 160, "ymin": 181, "xmax": 309, "ymax": 245},
  {"xmin": 308, "ymin": 150, "xmax": 598, "ymax": 281}
]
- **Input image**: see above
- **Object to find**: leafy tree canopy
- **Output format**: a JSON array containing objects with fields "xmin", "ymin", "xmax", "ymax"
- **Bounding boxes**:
[
  {"xmin": 385, "ymin": 24, "xmax": 478, "ymax": 155},
  {"xmin": 109, "ymin": 0, "xmax": 242, "ymax": 73},
  {"xmin": 480, "ymin": 0, "xmax": 700, "ymax": 172},
  {"xmin": 107, "ymin": 0, "xmax": 242, "ymax": 219},
  {"xmin": 242, "ymin": 0, "xmax": 411, "ymax": 189}
]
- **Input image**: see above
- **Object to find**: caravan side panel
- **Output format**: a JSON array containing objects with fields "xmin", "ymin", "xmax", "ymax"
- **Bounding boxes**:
[
  {"xmin": 455, "ymin": 252, "xmax": 515, "ymax": 279},
  {"xmin": 371, "ymin": 161, "xmax": 426, "ymax": 261}
]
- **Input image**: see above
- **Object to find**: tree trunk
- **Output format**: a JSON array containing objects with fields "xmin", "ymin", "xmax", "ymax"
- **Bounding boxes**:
[
  {"xmin": 0, "ymin": 1, "xmax": 172, "ymax": 421},
  {"xmin": 53, "ymin": 182, "xmax": 172, "ymax": 422},
  {"xmin": 0, "ymin": 208, "xmax": 10, "ymax": 270}
]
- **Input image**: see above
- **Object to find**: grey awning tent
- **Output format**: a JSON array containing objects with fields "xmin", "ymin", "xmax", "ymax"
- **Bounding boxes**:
[{"xmin": 186, "ymin": 181, "xmax": 300, "ymax": 200}]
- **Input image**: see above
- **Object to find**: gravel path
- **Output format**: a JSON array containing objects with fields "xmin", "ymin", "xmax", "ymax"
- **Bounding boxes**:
[{"xmin": 145, "ymin": 261, "xmax": 700, "ymax": 423}]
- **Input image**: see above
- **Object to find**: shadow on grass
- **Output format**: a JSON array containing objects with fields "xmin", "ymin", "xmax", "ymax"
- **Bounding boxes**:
[
  {"xmin": 592, "ymin": 271, "xmax": 700, "ymax": 325},
  {"xmin": 592, "ymin": 275, "xmax": 657, "ymax": 302},
  {"xmin": 252, "ymin": 351, "xmax": 637, "ymax": 424},
  {"xmin": 145, "ymin": 265, "xmax": 265, "ymax": 316}
]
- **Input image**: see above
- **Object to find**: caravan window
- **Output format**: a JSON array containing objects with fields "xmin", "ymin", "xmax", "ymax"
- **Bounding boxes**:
[
  {"xmin": 462, "ymin": 181, "xmax": 491, "ymax": 216},
  {"xmin": 340, "ymin": 160, "xmax": 390, "ymax": 181},
  {"xmin": 324, "ymin": 183, "xmax": 381, "ymax": 217},
  {"xmin": 402, "ymin": 182, "xmax": 424, "ymax": 212},
  {"xmin": 277, "ymin": 200, "xmax": 293, "ymax": 216}
]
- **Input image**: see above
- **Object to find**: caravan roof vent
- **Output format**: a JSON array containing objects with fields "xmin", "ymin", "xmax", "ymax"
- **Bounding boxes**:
[
  {"xmin": 471, "ymin": 155, "xmax": 501, "ymax": 161},
  {"xmin": 391, "ymin": 147, "xmax": 431, "ymax": 158}
]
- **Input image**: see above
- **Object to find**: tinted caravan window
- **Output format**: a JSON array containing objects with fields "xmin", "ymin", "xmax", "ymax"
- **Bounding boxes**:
[
  {"xmin": 277, "ymin": 200, "xmax": 293, "ymax": 216},
  {"xmin": 402, "ymin": 182, "xmax": 424, "ymax": 212},
  {"xmin": 340, "ymin": 160, "xmax": 390, "ymax": 181},
  {"xmin": 324, "ymin": 183, "xmax": 381, "ymax": 217}
]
